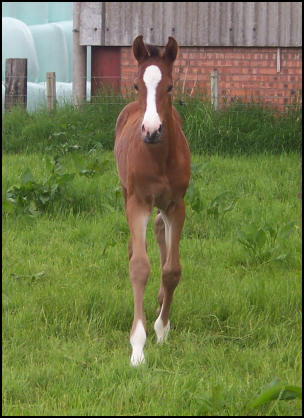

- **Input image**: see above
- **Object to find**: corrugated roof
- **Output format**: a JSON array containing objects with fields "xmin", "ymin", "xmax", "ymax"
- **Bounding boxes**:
[{"xmin": 79, "ymin": 2, "xmax": 302, "ymax": 47}]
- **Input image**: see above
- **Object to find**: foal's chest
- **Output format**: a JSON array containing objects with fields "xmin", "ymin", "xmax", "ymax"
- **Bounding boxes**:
[
  {"xmin": 132, "ymin": 172, "xmax": 181, "ymax": 211},
  {"xmin": 127, "ymin": 141, "xmax": 190, "ymax": 210}
]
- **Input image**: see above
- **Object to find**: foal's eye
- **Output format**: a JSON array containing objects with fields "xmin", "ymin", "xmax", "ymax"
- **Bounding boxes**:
[
  {"xmin": 134, "ymin": 83, "xmax": 138, "ymax": 91},
  {"xmin": 167, "ymin": 85, "xmax": 173, "ymax": 92}
]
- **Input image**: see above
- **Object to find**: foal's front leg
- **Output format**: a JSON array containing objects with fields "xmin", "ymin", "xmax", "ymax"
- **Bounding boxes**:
[{"xmin": 126, "ymin": 196, "xmax": 151, "ymax": 366}]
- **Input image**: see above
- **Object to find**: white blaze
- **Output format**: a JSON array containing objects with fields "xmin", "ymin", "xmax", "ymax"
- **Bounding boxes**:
[{"xmin": 142, "ymin": 65, "xmax": 162, "ymax": 133}]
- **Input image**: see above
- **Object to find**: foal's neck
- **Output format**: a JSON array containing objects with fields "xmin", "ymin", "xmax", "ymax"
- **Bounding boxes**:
[
  {"xmin": 146, "ymin": 108, "xmax": 176, "ymax": 167},
  {"xmin": 163, "ymin": 106, "xmax": 176, "ymax": 144}
]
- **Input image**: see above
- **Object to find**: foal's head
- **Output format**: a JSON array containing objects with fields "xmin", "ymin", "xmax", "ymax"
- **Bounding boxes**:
[{"xmin": 132, "ymin": 35, "xmax": 178, "ymax": 144}]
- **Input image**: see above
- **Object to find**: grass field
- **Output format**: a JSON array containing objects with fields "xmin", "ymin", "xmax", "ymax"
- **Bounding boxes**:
[{"xmin": 2, "ymin": 102, "xmax": 302, "ymax": 416}]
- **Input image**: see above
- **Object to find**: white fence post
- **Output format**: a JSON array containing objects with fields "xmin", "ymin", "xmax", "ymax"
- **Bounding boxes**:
[{"xmin": 211, "ymin": 69, "xmax": 219, "ymax": 110}]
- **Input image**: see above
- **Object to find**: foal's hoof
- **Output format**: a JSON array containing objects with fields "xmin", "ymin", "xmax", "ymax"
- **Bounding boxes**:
[
  {"xmin": 154, "ymin": 316, "xmax": 170, "ymax": 343},
  {"xmin": 130, "ymin": 351, "xmax": 145, "ymax": 367},
  {"xmin": 130, "ymin": 319, "xmax": 146, "ymax": 367}
]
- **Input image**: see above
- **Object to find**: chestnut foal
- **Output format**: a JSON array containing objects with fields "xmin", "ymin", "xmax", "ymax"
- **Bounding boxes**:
[{"xmin": 114, "ymin": 35, "xmax": 190, "ymax": 366}]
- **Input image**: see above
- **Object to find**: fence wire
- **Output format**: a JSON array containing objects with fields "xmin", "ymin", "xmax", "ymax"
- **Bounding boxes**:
[{"xmin": 3, "ymin": 75, "xmax": 302, "ymax": 113}]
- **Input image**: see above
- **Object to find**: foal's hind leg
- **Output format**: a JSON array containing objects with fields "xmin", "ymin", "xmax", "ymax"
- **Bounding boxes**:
[
  {"xmin": 126, "ymin": 196, "xmax": 152, "ymax": 366},
  {"xmin": 154, "ymin": 211, "xmax": 166, "ymax": 311},
  {"xmin": 154, "ymin": 200, "xmax": 185, "ymax": 343}
]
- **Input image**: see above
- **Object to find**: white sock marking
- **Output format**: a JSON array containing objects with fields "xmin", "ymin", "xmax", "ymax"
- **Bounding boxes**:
[
  {"xmin": 143, "ymin": 65, "xmax": 162, "ymax": 133},
  {"xmin": 154, "ymin": 307, "xmax": 170, "ymax": 343},
  {"xmin": 160, "ymin": 211, "xmax": 172, "ymax": 254},
  {"xmin": 130, "ymin": 320, "xmax": 146, "ymax": 366}
]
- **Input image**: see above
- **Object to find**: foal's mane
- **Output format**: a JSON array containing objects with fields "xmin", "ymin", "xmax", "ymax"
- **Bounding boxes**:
[{"xmin": 146, "ymin": 44, "xmax": 161, "ymax": 57}]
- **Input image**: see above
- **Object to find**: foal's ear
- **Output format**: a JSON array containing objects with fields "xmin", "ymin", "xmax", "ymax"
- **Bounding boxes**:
[
  {"xmin": 133, "ymin": 35, "xmax": 149, "ymax": 63},
  {"xmin": 163, "ymin": 36, "xmax": 178, "ymax": 63}
]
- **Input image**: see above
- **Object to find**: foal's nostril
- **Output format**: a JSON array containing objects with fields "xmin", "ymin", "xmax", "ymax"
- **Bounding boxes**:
[{"xmin": 142, "ymin": 123, "xmax": 162, "ymax": 143}]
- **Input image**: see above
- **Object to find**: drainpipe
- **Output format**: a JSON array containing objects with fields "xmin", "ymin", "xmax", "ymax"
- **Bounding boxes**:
[
  {"xmin": 277, "ymin": 47, "xmax": 281, "ymax": 73},
  {"xmin": 73, "ymin": 2, "xmax": 87, "ymax": 106}
]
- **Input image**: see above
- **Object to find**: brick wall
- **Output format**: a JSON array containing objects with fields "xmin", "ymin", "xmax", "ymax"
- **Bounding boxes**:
[{"xmin": 120, "ymin": 46, "xmax": 302, "ymax": 110}]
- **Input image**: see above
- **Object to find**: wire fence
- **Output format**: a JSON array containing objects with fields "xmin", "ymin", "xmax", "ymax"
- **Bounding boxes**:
[{"xmin": 2, "ymin": 75, "xmax": 302, "ymax": 113}]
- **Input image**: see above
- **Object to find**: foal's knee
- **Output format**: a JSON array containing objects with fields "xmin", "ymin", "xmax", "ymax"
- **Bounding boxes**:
[
  {"xmin": 129, "ymin": 255, "xmax": 150, "ymax": 285},
  {"xmin": 129, "ymin": 240, "xmax": 148, "ymax": 261},
  {"xmin": 162, "ymin": 264, "xmax": 182, "ymax": 291}
]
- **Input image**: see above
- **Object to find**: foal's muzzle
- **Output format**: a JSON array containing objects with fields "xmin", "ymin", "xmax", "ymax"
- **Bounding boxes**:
[{"xmin": 142, "ymin": 123, "xmax": 162, "ymax": 144}]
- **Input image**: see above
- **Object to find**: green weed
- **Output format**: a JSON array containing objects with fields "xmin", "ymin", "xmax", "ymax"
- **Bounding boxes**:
[
  {"xmin": 206, "ymin": 191, "xmax": 239, "ymax": 219},
  {"xmin": 4, "ymin": 144, "xmax": 113, "ymax": 216},
  {"xmin": 237, "ymin": 221, "xmax": 296, "ymax": 265},
  {"xmin": 5, "ymin": 166, "xmax": 75, "ymax": 216},
  {"xmin": 247, "ymin": 377, "xmax": 302, "ymax": 413}
]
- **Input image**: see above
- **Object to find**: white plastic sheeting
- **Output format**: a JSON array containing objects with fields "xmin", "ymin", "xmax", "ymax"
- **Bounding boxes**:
[
  {"xmin": 27, "ymin": 82, "xmax": 47, "ymax": 111},
  {"xmin": 2, "ymin": 81, "xmax": 91, "ymax": 113},
  {"xmin": 2, "ymin": 2, "xmax": 73, "ymax": 25},
  {"xmin": 29, "ymin": 21, "xmax": 72, "ymax": 82},
  {"xmin": 2, "ymin": 3, "xmax": 91, "ymax": 112},
  {"xmin": 2, "ymin": 2, "xmax": 49, "ymax": 25},
  {"xmin": 2, "ymin": 17, "xmax": 39, "ymax": 82}
]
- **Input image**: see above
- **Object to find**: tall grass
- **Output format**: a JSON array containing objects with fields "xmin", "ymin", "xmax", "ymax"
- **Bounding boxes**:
[
  {"xmin": 175, "ymin": 98, "xmax": 302, "ymax": 155},
  {"xmin": 2, "ymin": 93, "xmax": 302, "ymax": 155}
]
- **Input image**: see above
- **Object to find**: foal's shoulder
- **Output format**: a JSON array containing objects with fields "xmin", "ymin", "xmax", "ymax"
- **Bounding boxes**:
[{"xmin": 115, "ymin": 101, "xmax": 140, "ymax": 135}]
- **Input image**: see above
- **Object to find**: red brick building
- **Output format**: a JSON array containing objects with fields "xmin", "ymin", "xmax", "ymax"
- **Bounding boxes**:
[
  {"xmin": 120, "ymin": 45, "xmax": 302, "ymax": 109},
  {"xmin": 75, "ymin": 2, "xmax": 302, "ymax": 111}
]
